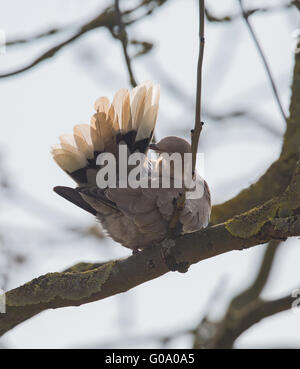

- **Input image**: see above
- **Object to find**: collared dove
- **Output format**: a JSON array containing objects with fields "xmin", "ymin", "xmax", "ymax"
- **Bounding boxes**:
[{"xmin": 52, "ymin": 81, "xmax": 211, "ymax": 251}]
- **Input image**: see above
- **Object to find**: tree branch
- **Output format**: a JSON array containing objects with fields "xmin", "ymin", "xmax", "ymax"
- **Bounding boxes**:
[
  {"xmin": 1, "ymin": 150, "xmax": 299, "ymax": 335},
  {"xmin": 0, "ymin": 0, "xmax": 299, "ymax": 342},
  {"xmin": 0, "ymin": 32, "xmax": 84, "ymax": 78},
  {"xmin": 207, "ymin": 294, "xmax": 295, "ymax": 349},
  {"xmin": 1, "ymin": 205, "xmax": 299, "ymax": 337},
  {"xmin": 193, "ymin": 240, "xmax": 292, "ymax": 349},
  {"xmin": 211, "ymin": 41, "xmax": 300, "ymax": 224},
  {"xmin": 205, "ymin": 2, "xmax": 292, "ymax": 23},
  {"xmin": 6, "ymin": 26, "xmax": 70, "ymax": 47},
  {"xmin": 2, "ymin": 153, "xmax": 299, "ymax": 335},
  {"xmin": 0, "ymin": 0, "xmax": 168, "ymax": 78}
]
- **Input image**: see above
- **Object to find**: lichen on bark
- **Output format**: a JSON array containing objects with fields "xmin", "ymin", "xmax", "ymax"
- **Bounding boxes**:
[
  {"xmin": 225, "ymin": 160, "xmax": 300, "ymax": 238},
  {"xmin": 6, "ymin": 261, "xmax": 116, "ymax": 307},
  {"xmin": 225, "ymin": 199, "xmax": 278, "ymax": 238}
]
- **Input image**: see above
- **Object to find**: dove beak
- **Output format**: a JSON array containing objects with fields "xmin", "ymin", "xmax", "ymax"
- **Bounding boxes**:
[{"xmin": 149, "ymin": 143, "xmax": 159, "ymax": 151}]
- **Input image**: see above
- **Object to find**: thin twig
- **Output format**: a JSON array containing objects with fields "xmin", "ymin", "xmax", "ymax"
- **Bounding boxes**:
[
  {"xmin": 168, "ymin": 0, "xmax": 205, "ymax": 234},
  {"xmin": 115, "ymin": 0, "xmax": 137, "ymax": 88},
  {"xmin": 205, "ymin": 2, "xmax": 292, "ymax": 23},
  {"xmin": 114, "ymin": 1, "xmax": 157, "ymax": 142},
  {"xmin": 6, "ymin": 27, "xmax": 69, "ymax": 47},
  {"xmin": 191, "ymin": 0, "xmax": 205, "ymax": 175},
  {"xmin": 238, "ymin": 0, "xmax": 286, "ymax": 123},
  {"xmin": 0, "ymin": 0, "xmax": 167, "ymax": 79},
  {"xmin": 0, "ymin": 32, "xmax": 82, "ymax": 78}
]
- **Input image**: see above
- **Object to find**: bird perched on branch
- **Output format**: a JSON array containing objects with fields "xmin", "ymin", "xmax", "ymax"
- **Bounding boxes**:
[{"xmin": 52, "ymin": 81, "xmax": 211, "ymax": 251}]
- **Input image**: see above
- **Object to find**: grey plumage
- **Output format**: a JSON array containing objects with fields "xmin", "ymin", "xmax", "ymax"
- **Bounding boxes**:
[{"xmin": 52, "ymin": 82, "xmax": 211, "ymax": 251}]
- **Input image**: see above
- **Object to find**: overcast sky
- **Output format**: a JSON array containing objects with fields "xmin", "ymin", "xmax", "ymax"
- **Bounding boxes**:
[{"xmin": 0, "ymin": 0, "xmax": 299, "ymax": 348}]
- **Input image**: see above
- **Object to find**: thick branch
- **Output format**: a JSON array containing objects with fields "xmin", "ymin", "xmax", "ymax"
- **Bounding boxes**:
[
  {"xmin": 0, "ymin": 211, "xmax": 299, "ymax": 337},
  {"xmin": 1, "ymin": 148, "xmax": 300, "ymax": 336}
]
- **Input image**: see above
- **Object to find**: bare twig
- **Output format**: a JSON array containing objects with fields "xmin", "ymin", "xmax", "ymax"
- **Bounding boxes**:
[
  {"xmin": 0, "ymin": 32, "xmax": 83, "ymax": 78},
  {"xmin": 115, "ymin": 0, "xmax": 137, "ymax": 87},
  {"xmin": 238, "ymin": 0, "xmax": 287, "ymax": 123},
  {"xmin": 6, "ymin": 26, "xmax": 70, "ymax": 47},
  {"xmin": 169, "ymin": 0, "xmax": 205, "ymax": 234},
  {"xmin": 205, "ymin": 2, "xmax": 292, "ymax": 23},
  {"xmin": 0, "ymin": 0, "xmax": 168, "ymax": 79},
  {"xmin": 130, "ymin": 39, "xmax": 153, "ymax": 58},
  {"xmin": 114, "ymin": 0, "xmax": 157, "ymax": 143},
  {"xmin": 191, "ymin": 0, "xmax": 205, "ymax": 175}
]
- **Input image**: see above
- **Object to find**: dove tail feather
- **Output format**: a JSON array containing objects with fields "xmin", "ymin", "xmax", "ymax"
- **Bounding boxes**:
[
  {"xmin": 51, "ymin": 81, "xmax": 160, "ymax": 184},
  {"xmin": 53, "ymin": 186, "xmax": 97, "ymax": 215}
]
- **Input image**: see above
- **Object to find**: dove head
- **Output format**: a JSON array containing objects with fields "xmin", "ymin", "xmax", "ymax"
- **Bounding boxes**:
[
  {"xmin": 149, "ymin": 136, "xmax": 191, "ymax": 155},
  {"xmin": 149, "ymin": 136, "xmax": 192, "ymax": 182}
]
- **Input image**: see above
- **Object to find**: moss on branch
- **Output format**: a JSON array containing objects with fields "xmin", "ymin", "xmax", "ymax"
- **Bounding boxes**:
[
  {"xmin": 1, "ymin": 210, "xmax": 299, "ymax": 337},
  {"xmin": 225, "ymin": 160, "xmax": 300, "ymax": 238},
  {"xmin": 7, "ymin": 261, "xmax": 116, "ymax": 307}
]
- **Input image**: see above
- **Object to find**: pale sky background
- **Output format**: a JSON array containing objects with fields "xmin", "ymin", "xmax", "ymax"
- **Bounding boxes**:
[{"xmin": 0, "ymin": 0, "xmax": 299, "ymax": 348}]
